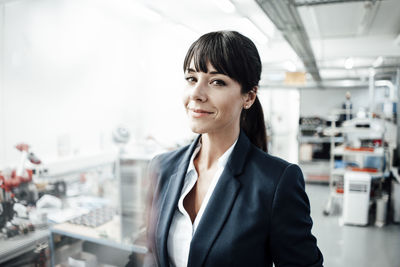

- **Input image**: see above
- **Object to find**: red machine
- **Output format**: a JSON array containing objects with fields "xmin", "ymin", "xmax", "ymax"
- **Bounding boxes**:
[
  {"xmin": 1, "ymin": 143, "xmax": 42, "ymax": 230},
  {"xmin": 0, "ymin": 143, "xmax": 41, "ymax": 192}
]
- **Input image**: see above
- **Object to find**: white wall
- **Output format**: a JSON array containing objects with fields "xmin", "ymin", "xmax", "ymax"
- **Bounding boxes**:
[
  {"xmin": 0, "ymin": 0, "xmax": 196, "ymax": 167},
  {"xmin": 259, "ymin": 89, "xmax": 300, "ymax": 163},
  {"xmin": 299, "ymin": 88, "xmax": 370, "ymax": 119},
  {"xmin": 0, "ymin": 3, "xmax": 5, "ymax": 166}
]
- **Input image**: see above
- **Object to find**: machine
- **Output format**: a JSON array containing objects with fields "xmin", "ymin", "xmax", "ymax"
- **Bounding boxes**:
[{"xmin": 342, "ymin": 171, "xmax": 372, "ymax": 226}]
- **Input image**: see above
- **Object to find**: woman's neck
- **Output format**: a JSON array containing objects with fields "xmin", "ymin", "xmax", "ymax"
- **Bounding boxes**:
[{"xmin": 196, "ymin": 126, "xmax": 240, "ymax": 170}]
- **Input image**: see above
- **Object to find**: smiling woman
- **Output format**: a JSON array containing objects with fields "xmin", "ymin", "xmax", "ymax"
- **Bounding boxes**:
[
  {"xmin": 126, "ymin": 31, "xmax": 323, "ymax": 267},
  {"xmin": 183, "ymin": 62, "xmax": 247, "ymax": 138},
  {"xmin": 183, "ymin": 31, "xmax": 267, "ymax": 152}
]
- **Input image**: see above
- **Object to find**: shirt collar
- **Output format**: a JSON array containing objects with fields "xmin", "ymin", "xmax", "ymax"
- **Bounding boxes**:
[
  {"xmin": 186, "ymin": 137, "xmax": 238, "ymax": 174},
  {"xmin": 187, "ymin": 142, "xmax": 201, "ymax": 174}
]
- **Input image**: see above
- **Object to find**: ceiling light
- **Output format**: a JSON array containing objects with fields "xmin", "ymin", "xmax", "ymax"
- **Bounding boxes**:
[
  {"xmin": 215, "ymin": 0, "xmax": 236, "ymax": 14},
  {"xmin": 372, "ymin": 56, "xmax": 383, "ymax": 68},
  {"xmin": 344, "ymin": 57, "xmax": 354, "ymax": 70}
]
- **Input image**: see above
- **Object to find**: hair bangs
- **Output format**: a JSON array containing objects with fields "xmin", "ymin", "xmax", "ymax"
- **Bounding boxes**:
[{"xmin": 183, "ymin": 32, "xmax": 234, "ymax": 78}]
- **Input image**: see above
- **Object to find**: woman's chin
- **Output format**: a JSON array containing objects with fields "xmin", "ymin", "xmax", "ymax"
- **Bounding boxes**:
[{"xmin": 189, "ymin": 124, "xmax": 208, "ymax": 134}]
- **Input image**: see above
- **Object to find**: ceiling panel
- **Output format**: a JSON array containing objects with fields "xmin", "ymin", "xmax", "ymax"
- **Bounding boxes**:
[
  {"xmin": 301, "ymin": 2, "xmax": 366, "ymax": 38},
  {"xmin": 300, "ymin": 0, "xmax": 400, "ymax": 39},
  {"xmin": 368, "ymin": 0, "xmax": 400, "ymax": 35}
]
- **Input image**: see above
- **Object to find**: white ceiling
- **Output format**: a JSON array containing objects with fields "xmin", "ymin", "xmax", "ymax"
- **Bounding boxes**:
[
  {"xmin": 138, "ymin": 0, "xmax": 400, "ymax": 82},
  {"xmin": 138, "ymin": 0, "xmax": 295, "ymax": 62},
  {"xmin": 298, "ymin": 0, "xmax": 400, "ymax": 58},
  {"xmin": 297, "ymin": 0, "xmax": 400, "ymax": 81},
  {"xmin": 298, "ymin": 0, "xmax": 400, "ymax": 38}
]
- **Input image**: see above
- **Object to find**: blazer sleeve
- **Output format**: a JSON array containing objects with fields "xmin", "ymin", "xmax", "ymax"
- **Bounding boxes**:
[{"xmin": 269, "ymin": 164, "xmax": 324, "ymax": 267}]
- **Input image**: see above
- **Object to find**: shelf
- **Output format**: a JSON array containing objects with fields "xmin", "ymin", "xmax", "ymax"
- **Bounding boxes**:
[
  {"xmin": 298, "ymin": 136, "xmax": 344, "ymax": 143},
  {"xmin": 331, "ymin": 168, "xmax": 384, "ymax": 177},
  {"xmin": 119, "ymin": 153, "xmax": 157, "ymax": 161},
  {"xmin": 304, "ymin": 174, "xmax": 330, "ymax": 183},
  {"xmin": 323, "ymin": 127, "xmax": 342, "ymax": 136},
  {"xmin": 299, "ymin": 159, "xmax": 330, "ymax": 164},
  {"xmin": 333, "ymin": 146, "xmax": 384, "ymax": 156},
  {"xmin": 0, "ymin": 229, "xmax": 49, "ymax": 264},
  {"xmin": 299, "ymin": 125, "xmax": 320, "ymax": 130},
  {"xmin": 324, "ymin": 125, "xmax": 385, "ymax": 136},
  {"xmin": 50, "ymin": 216, "xmax": 147, "ymax": 253},
  {"xmin": 340, "ymin": 127, "xmax": 384, "ymax": 134},
  {"xmin": 36, "ymin": 153, "xmax": 116, "ymax": 178}
]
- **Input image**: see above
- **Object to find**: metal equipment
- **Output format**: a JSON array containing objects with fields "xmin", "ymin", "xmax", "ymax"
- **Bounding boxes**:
[{"xmin": 0, "ymin": 143, "xmax": 41, "ymax": 230}]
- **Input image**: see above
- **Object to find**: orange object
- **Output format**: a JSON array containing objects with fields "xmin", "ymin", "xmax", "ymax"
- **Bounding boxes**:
[
  {"xmin": 0, "ymin": 169, "xmax": 33, "ymax": 191},
  {"xmin": 345, "ymin": 147, "xmax": 374, "ymax": 152},
  {"xmin": 349, "ymin": 167, "xmax": 378, "ymax": 173}
]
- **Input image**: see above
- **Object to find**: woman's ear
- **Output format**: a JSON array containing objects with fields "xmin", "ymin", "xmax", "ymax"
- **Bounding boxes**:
[{"xmin": 243, "ymin": 86, "xmax": 258, "ymax": 109}]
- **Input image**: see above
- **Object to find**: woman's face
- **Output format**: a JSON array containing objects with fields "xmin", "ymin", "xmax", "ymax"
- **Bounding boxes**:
[{"xmin": 183, "ymin": 60, "xmax": 249, "ymax": 135}]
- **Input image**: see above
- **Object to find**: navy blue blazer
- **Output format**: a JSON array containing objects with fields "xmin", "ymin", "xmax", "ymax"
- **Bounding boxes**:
[{"xmin": 136, "ymin": 130, "xmax": 323, "ymax": 267}]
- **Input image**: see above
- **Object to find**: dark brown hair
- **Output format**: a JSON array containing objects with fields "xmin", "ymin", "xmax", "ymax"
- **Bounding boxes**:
[{"xmin": 183, "ymin": 31, "xmax": 267, "ymax": 152}]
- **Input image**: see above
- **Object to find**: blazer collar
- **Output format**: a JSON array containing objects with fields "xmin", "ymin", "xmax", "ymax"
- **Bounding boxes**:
[
  {"xmin": 156, "ymin": 134, "xmax": 201, "ymax": 267},
  {"xmin": 187, "ymin": 129, "xmax": 251, "ymax": 267},
  {"xmin": 157, "ymin": 130, "xmax": 252, "ymax": 267},
  {"xmin": 226, "ymin": 130, "xmax": 251, "ymax": 176}
]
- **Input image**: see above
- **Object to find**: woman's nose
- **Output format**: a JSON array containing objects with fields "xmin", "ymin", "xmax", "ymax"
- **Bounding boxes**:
[{"xmin": 190, "ymin": 81, "xmax": 207, "ymax": 102}]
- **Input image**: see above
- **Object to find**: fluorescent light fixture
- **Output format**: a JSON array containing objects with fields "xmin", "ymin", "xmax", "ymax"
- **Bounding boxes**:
[
  {"xmin": 284, "ymin": 60, "xmax": 296, "ymax": 72},
  {"xmin": 372, "ymin": 56, "xmax": 383, "ymax": 68},
  {"xmin": 215, "ymin": 0, "xmax": 236, "ymax": 14},
  {"xmin": 344, "ymin": 57, "xmax": 354, "ymax": 70},
  {"xmin": 239, "ymin": 17, "xmax": 268, "ymax": 45},
  {"xmin": 395, "ymin": 33, "xmax": 400, "ymax": 47}
]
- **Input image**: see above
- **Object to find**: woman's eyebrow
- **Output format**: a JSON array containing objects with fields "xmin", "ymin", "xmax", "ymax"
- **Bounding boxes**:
[
  {"xmin": 186, "ymin": 68, "xmax": 223, "ymax": 75},
  {"xmin": 208, "ymin": 71, "xmax": 223, "ymax": 75}
]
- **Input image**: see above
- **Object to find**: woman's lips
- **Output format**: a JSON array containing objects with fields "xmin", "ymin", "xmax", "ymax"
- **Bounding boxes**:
[{"xmin": 189, "ymin": 108, "xmax": 213, "ymax": 118}]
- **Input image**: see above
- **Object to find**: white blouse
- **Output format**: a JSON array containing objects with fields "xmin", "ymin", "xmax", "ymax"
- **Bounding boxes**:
[{"xmin": 167, "ymin": 139, "xmax": 237, "ymax": 267}]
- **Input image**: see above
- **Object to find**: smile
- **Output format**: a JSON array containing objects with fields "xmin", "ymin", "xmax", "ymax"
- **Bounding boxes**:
[{"xmin": 189, "ymin": 109, "xmax": 214, "ymax": 118}]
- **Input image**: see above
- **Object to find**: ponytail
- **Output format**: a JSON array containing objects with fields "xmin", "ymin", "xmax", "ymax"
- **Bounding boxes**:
[{"xmin": 240, "ymin": 96, "xmax": 268, "ymax": 152}]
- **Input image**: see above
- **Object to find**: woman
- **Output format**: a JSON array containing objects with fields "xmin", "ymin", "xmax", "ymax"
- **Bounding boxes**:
[{"xmin": 129, "ymin": 31, "xmax": 323, "ymax": 267}]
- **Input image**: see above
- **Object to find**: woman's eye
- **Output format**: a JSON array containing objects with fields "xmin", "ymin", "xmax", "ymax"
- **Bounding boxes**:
[
  {"xmin": 211, "ymin": 80, "xmax": 226, "ymax": 86},
  {"xmin": 185, "ymin": 76, "xmax": 196, "ymax": 83}
]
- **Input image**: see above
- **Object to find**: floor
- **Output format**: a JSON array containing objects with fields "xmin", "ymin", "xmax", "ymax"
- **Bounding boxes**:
[{"xmin": 306, "ymin": 184, "xmax": 400, "ymax": 267}]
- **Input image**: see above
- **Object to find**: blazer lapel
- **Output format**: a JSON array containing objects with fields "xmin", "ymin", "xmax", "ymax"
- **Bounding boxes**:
[
  {"xmin": 187, "ymin": 130, "xmax": 251, "ymax": 267},
  {"xmin": 156, "ymin": 135, "xmax": 201, "ymax": 267}
]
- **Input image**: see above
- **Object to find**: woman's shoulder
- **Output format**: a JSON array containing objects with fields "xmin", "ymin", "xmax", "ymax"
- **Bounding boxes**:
[
  {"xmin": 145, "ymin": 144, "xmax": 193, "ymax": 192},
  {"xmin": 250, "ymin": 145, "xmax": 291, "ymax": 168},
  {"xmin": 150, "ymin": 143, "xmax": 192, "ymax": 172},
  {"xmin": 247, "ymin": 145, "xmax": 302, "ymax": 181}
]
